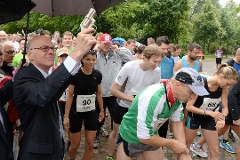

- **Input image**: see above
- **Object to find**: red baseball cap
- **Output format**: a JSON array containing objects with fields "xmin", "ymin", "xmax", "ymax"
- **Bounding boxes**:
[
  {"xmin": 99, "ymin": 34, "xmax": 112, "ymax": 44},
  {"xmin": 197, "ymin": 50, "xmax": 204, "ymax": 57}
]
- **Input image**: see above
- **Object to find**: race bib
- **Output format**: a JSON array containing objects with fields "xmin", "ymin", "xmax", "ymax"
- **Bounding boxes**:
[
  {"xmin": 153, "ymin": 118, "xmax": 168, "ymax": 131},
  {"xmin": 199, "ymin": 98, "xmax": 220, "ymax": 111},
  {"xmin": 76, "ymin": 94, "xmax": 96, "ymax": 112}
]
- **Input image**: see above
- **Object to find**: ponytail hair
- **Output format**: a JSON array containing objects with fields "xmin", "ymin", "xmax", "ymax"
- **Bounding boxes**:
[{"xmin": 215, "ymin": 63, "xmax": 238, "ymax": 81}]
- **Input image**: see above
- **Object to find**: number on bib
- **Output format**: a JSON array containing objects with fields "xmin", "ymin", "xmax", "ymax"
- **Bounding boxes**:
[{"xmin": 76, "ymin": 94, "xmax": 96, "ymax": 112}]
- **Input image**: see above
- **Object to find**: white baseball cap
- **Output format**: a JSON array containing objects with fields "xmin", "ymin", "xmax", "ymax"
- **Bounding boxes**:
[{"xmin": 174, "ymin": 68, "xmax": 209, "ymax": 96}]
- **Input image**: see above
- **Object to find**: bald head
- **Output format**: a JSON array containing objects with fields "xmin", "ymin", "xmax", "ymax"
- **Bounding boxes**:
[
  {"xmin": 27, "ymin": 35, "xmax": 55, "ymax": 73},
  {"xmin": 27, "ymin": 35, "xmax": 51, "ymax": 50}
]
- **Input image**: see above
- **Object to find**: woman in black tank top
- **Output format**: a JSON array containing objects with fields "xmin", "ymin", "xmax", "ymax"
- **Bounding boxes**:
[{"xmin": 184, "ymin": 64, "xmax": 238, "ymax": 159}]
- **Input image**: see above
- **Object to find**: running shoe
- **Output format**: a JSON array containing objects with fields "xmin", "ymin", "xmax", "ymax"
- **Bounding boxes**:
[
  {"xmin": 219, "ymin": 139, "xmax": 236, "ymax": 154},
  {"xmin": 94, "ymin": 137, "xmax": 99, "ymax": 148},
  {"xmin": 101, "ymin": 125, "xmax": 109, "ymax": 137},
  {"xmin": 105, "ymin": 155, "xmax": 113, "ymax": 160},
  {"xmin": 190, "ymin": 143, "xmax": 208, "ymax": 158},
  {"xmin": 228, "ymin": 131, "xmax": 236, "ymax": 142}
]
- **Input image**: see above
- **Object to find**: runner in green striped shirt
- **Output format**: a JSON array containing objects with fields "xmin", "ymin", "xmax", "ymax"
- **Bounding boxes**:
[{"xmin": 116, "ymin": 68, "xmax": 209, "ymax": 160}]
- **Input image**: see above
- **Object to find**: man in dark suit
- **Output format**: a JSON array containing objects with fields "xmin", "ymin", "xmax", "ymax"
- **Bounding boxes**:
[
  {"xmin": 13, "ymin": 28, "xmax": 96, "ymax": 160},
  {"xmin": 0, "ymin": 100, "xmax": 14, "ymax": 160},
  {"xmin": 0, "ymin": 45, "xmax": 14, "ymax": 160},
  {"xmin": 0, "ymin": 80, "xmax": 13, "ymax": 160}
]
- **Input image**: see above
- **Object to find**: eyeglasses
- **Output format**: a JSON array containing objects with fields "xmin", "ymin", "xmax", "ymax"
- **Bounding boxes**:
[
  {"xmin": 4, "ymin": 50, "xmax": 15, "ymax": 55},
  {"xmin": 29, "ymin": 46, "xmax": 57, "ymax": 52}
]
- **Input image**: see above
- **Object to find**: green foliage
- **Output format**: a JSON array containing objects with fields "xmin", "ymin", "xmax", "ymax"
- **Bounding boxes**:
[
  {"xmin": 96, "ymin": 1, "xmax": 147, "ymax": 41},
  {"xmin": 219, "ymin": 0, "xmax": 240, "ymax": 54},
  {"xmin": 191, "ymin": 0, "xmax": 223, "ymax": 54},
  {"xmin": 0, "ymin": 0, "xmax": 189, "ymax": 45},
  {"xmin": 0, "ymin": 12, "xmax": 84, "ymax": 35},
  {"xmin": 143, "ymin": 0, "xmax": 189, "ymax": 43},
  {"xmin": 189, "ymin": 0, "xmax": 240, "ymax": 55}
]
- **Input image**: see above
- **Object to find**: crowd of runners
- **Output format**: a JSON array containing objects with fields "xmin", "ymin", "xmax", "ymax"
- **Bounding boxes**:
[{"xmin": 0, "ymin": 29, "xmax": 240, "ymax": 160}]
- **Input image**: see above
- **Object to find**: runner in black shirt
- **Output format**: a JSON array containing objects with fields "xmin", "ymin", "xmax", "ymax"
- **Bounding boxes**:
[
  {"xmin": 185, "ymin": 64, "xmax": 238, "ymax": 159},
  {"xmin": 64, "ymin": 50, "xmax": 104, "ymax": 160}
]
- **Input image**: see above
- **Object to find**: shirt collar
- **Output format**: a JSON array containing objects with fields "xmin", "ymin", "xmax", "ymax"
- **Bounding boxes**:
[{"xmin": 35, "ymin": 65, "xmax": 52, "ymax": 78}]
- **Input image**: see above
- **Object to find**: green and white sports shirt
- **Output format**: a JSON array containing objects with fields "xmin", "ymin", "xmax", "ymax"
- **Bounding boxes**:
[{"xmin": 119, "ymin": 83, "xmax": 184, "ymax": 144}]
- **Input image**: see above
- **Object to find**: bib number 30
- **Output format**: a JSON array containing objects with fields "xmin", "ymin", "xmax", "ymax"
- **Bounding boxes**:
[{"xmin": 76, "ymin": 94, "xmax": 96, "ymax": 112}]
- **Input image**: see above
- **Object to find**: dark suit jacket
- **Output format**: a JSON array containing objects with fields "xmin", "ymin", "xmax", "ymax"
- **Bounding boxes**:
[
  {"xmin": 0, "ymin": 63, "xmax": 14, "ymax": 77},
  {"xmin": 0, "ymin": 78, "xmax": 14, "ymax": 160},
  {"xmin": 0, "ymin": 80, "xmax": 13, "ymax": 105},
  {"xmin": 228, "ymin": 80, "xmax": 240, "ymax": 120},
  {"xmin": 0, "ymin": 101, "xmax": 14, "ymax": 160},
  {"xmin": 13, "ymin": 63, "xmax": 74, "ymax": 160}
]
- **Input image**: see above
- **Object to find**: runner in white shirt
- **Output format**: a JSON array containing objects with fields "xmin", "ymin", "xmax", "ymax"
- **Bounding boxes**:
[{"xmin": 105, "ymin": 45, "xmax": 163, "ymax": 160}]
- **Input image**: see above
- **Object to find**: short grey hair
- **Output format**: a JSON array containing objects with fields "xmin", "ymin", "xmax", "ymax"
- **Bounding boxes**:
[{"xmin": 236, "ymin": 48, "xmax": 240, "ymax": 54}]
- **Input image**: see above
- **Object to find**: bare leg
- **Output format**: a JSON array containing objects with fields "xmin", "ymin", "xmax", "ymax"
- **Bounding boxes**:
[
  {"xmin": 116, "ymin": 142, "xmax": 132, "ymax": 160},
  {"xmin": 218, "ymin": 125, "xmax": 230, "ymax": 137},
  {"xmin": 222, "ymin": 126, "xmax": 230, "ymax": 140},
  {"xmin": 196, "ymin": 125, "xmax": 229, "ymax": 146},
  {"xmin": 141, "ymin": 147, "xmax": 164, "ymax": 160},
  {"xmin": 107, "ymin": 122, "xmax": 120, "ymax": 157},
  {"xmin": 229, "ymin": 125, "xmax": 240, "ymax": 139},
  {"xmin": 69, "ymin": 132, "xmax": 81, "ymax": 160},
  {"xmin": 202, "ymin": 129, "xmax": 219, "ymax": 160},
  {"xmin": 184, "ymin": 127, "xmax": 198, "ymax": 148},
  {"xmin": 83, "ymin": 130, "xmax": 97, "ymax": 160},
  {"xmin": 237, "ymin": 145, "xmax": 240, "ymax": 160}
]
